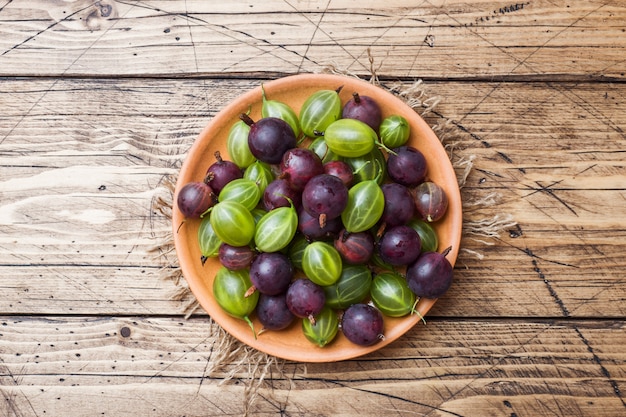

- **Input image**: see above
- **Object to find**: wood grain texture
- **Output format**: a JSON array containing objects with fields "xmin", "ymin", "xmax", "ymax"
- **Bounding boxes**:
[
  {"xmin": 1, "ymin": 316, "xmax": 624, "ymax": 416},
  {"xmin": 0, "ymin": 0, "xmax": 624, "ymax": 79},
  {"xmin": 1, "ymin": 1, "xmax": 625, "ymax": 415}
]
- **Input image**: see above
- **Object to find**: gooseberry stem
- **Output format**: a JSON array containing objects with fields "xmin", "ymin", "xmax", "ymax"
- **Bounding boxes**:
[
  {"xmin": 411, "ymin": 299, "xmax": 427, "ymax": 325},
  {"xmin": 376, "ymin": 140, "xmax": 397, "ymax": 155},
  {"xmin": 244, "ymin": 285, "xmax": 257, "ymax": 298},
  {"xmin": 239, "ymin": 113, "xmax": 255, "ymax": 126},
  {"xmin": 243, "ymin": 315, "xmax": 257, "ymax": 340}
]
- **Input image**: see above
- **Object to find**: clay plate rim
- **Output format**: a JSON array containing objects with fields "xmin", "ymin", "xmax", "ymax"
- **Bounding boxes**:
[{"xmin": 172, "ymin": 73, "xmax": 462, "ymax": 363}]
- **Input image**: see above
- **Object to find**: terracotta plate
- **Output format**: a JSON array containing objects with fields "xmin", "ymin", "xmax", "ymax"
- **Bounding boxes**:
[{"xmin": 172, "ymin": 74, "xmax": 462, "ymax": 362}]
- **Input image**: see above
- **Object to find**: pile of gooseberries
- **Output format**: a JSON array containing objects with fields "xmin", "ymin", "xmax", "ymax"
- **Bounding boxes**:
[{"xmin": 177, "ymin": 83, "xmax": 454, "ymax": 348}]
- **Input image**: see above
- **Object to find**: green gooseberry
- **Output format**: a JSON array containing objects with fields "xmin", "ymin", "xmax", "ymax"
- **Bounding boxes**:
[
  {"xmin": 308, "ymin": 137, "xmax": 339, "ymax": 163},
  {"xmin": 218, "ymin": 178, "xmax": 261, "ymax": 211},
  {"xmin": 324, "ymin": 264, "xmax": 372, "ymax": 310},
  {"xmin": 323, "ymin": 118, "xmax": 377, "ymax": 158},
  {"xmin": 370, "ymin": 272, "xmax": 417, "ymax": 318},
  {"xmin": 299, "ymin": 88, "xmax": 342, "ymax": 138},
  {"xmin": 209, "ymin": 200, "xmax": 255, "ymax": 247},
  {"xmin": 302, "ymin": 305, "xmax": 339, "ymax": 347},
  {"xmin": 302, "ymin": 241, "xmax": 342, "ymax": 286},
  {"xmin": 261, "ymin": 85, "xmax": 301, "ymax": 138},
  {"xmin": 254, "ymin": 204, "xmax": 298, "ymax": 253},
  {"xmin": 197, "ymin": 215, "xmax": 222, "ymax": 263},
  {"xmin": 244, "ymin": 160, "xmax": 275, "ymax": 195},
  {"xmin": 226, "ymin": 119, "xmax": 255, "ymax": 169},
  {"xmin": 341, "ymin": 147, "xmax": 387, "ymax": 185},
  {"xmin": 407, "ymin": 218, "xmax": 439, "ymax": 253},
  {"xmin": 341, "ymin": 180, "xmax": 385, "ymax": 233},
  {"xmin": 213, "ymin": 266, "xmax": 259, "ymax": 337},
  {"xmin": 379, "ymin": 115, "xmax": 410, "ymax": 148},
  {"xmin": 287, "ymin": 234, "xmax": 310, "ymax": 270}
]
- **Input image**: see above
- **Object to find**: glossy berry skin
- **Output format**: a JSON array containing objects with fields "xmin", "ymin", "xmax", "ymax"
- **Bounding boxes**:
[
  {"xmin": 323, "ymin": 160, "xmax": 354, "ymax": 187},
  {"xmin": 379, "ymin": 115, "xmax": 410, "ymax": 148},
  {"xmin": 387, "ymin": 146, "xmax": 427, "ymax": 187},
  {"xmin": 414, "ymin": 181, "xmax": 449, "ymax": 222},
  {"xmin": 218, "ymin": 243, "xmax": 255, "ymax": 271},
  {"xmin": 279, "ymin": 147, "xmax": 324, "ymax": 191},
  {"xmin": 341, "ymin": 93, "xmax": 382, "ymax": 132},
  {"xmin": 263, "ymin": 178, "xmax": 302, "ymax": 211},
  {"xmin": 341, "ymin": 303, "xmax": 384, "ymax": 346},
  {"xmin": 298, "ymin": 208, "xmax": 343, "ymax": 240},
  {"xmin": 176, "ymin": 181, "xmax": 216, "ymax": 218},
  {"xmin": 206, "ymin": 151, "xmax": 243, "ymax": 194},
  {"xmin": 301, "ymin": 174, "xmax": 348, "ymax": 223},
  {"xmin": 406, "ymin": 250, "xmax": 454, "ymax": 299},
  {"xmin": 249, "ymin": 252, "xmax": 294, "ymax": 295},
  {"xmin": 341, "ymin": 180, "xmax": 384, "ymax": 233},
  {"xmin": 302, "ymin": 305, "xmax": 339, "ymax": 347},
  {"xmin": 256, "ymin": 293, "xmax": 295, "ymax": 331},
  {"xmin": 378, "ymin": 225, "xmax": 422, "ymax": 266},
  {"xmin": 334, "ymin": 229, "xmax": 374, "ymax": 265},
  {"xmin": 286, "ymin": 279, "xmax": 326, "ymax": 321},
  {"xmin": 380, "ymin": 183, "xmax": 415, "ymax": 227},
  {"xmin": 370, "ymin": 272, "xmax": 416, "ymax": 318},
  {"xmin": 247, "ymin": 116, "xmax": 297, "ymax": 164}
]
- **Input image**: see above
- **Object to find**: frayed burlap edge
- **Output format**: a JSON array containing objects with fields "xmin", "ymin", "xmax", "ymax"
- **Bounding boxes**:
[{"xmin": 149, "ymin": 60, "xmax": 516, "ymax": 415}]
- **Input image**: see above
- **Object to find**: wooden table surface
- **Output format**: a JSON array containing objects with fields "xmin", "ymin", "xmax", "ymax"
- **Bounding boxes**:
[{"xmin": 1, "ymin": 1, "xmax": 625, "ymax": 416}]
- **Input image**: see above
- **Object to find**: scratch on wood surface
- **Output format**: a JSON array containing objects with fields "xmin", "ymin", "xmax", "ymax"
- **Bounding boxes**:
[
  {"xmin": 1, "ymin": 1, "xmax": 93, "ymax": 57},
  {"xmin": 529, "ymin": 255, "xmax": 570, "ymax": 317},
  {"xmin": 118, "ymin": 0, "xmax": 317, "ymax": 72},
  {"xmin": 0, "ymin": 358, "xmax": 39, "ymax": 417},
  {"xmin": 547, "ymin": 82, "xmax": 626, "ymax": 139},
  {"xmin": 0, "ymin": 1, "xmax": 135, "ymax": 146},
  {"xmin": 0, "ymin": 0, "xmax": 13, "ymax": 14},
  {"xmin": 574, "ymin": 326, "xmax": 626, "ymax": 409},
  {"xmin": 522, "ymin": 180, "xmax": 578, "ymax": 216},
  {"xmin": 294, "ymin": 0, "xmax": 331, "ymax": 72},
  {"xmin": 455, "ymin": 2, "xmax": 610, "ymax": 125}
]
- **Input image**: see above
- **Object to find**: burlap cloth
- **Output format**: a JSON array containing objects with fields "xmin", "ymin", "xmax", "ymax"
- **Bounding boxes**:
[{"xmin": 150, "ymin": 65, "xmax": 515, "ymax": 415}]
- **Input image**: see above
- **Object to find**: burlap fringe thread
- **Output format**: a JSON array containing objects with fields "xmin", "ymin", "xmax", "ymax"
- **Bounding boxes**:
[{"xmin": 149, "ymin": 66, "xmax": 516, "ymax": 416}]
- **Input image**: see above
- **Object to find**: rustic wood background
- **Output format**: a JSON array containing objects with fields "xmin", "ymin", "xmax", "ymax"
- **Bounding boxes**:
[{"xmin": 1, "ymin": 1, "xmax": 624, "ymax": 416}]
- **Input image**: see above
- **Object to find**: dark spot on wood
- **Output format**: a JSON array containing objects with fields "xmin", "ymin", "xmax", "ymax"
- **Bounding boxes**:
[
  {"xmin": 98, "ymin": 185, "xmax": 106, "ymax": 190},
  {"xmin": 120, "ymin": 326, "xmax": 131, "ymax": 338},
  {"xmin": 99, "ymin": 3, "xmax": 113, "ymax": 18},
  {"xmin": 497, "ymin": 151, "xmax": 513, "ymax": 163},
  {"xmin": 164, "ymin": 28, "xmax": 170, "ymax": 33},
  {"xmin": 508, "ymin": 224, "xmax": 523, "ymax": 238}
]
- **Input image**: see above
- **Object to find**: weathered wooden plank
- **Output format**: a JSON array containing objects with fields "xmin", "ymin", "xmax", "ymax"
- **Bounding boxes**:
[
  {"xmin": 1, "ymin": 77, "xmax": 624, "ymax": 318},
  {"xmin": 0, "ymin": 0, "xmax": 624, "ymax": 78},
  {"xmin": 1, "ymin": 316, "xmax": 624, "ymax": 416}
]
